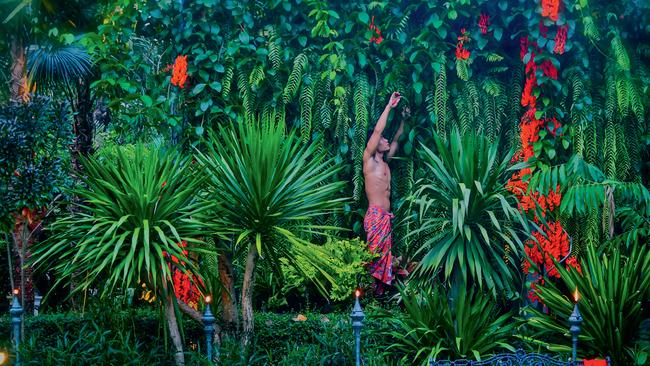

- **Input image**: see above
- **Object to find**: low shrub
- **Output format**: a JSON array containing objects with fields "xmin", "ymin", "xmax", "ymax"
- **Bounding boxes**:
[{"xmin": 0, "ymin": 308, "xmax": 396, "ymax": 365}]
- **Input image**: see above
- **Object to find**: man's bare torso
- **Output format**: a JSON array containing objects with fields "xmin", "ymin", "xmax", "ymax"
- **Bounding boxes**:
[{"xmin": 363, "ymin": 155, "xmax": 391, "ymax": 211}]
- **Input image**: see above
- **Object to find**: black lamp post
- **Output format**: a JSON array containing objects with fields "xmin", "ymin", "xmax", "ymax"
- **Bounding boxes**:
[
  {"xmin": 202, "ymin": 296, "xmax": 216, "ymax": 362},
  {"xmin": 350, "ymin": 289, "xmax": 365, "ymax": 366},
  {"xmin": 10, "ymin": 289, "xmax": 23, "ymax": 366},
  {"xmin": 568, "ymin": 288, "xmax": 582, "ymax": 363}
]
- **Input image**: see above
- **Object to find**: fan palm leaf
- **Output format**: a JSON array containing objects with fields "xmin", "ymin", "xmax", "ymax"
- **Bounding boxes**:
[{"xmin": 27, "ymin": 44, "xmax": 92, "ymax": 91}]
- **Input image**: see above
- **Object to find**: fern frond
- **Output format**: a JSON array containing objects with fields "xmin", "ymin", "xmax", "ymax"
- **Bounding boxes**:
[
  {"xmin": 300, "ymin": 75, "xmax": 315, "ymax": 144},
  {"xmin": 249, "ymin": 65, "xmax": 265, "ymax": 88},
  {"xmin": 389, "ymin": 10, "xmax": 411, "ymax": 40},
  {"xmin": 434, "ymin": 56, "xmax": 448, "ymax": 140},
  {"xmin": 283, "ymin": 53, "xmax": 308, "ymax": 104},
  {"xmin": 506, "ymin": 67, "xmax": 523, "ymax": 153},
  {"xmin": 456, "ymin": 59, "xmax": 469, "ymax": 81},
  {"xmin": 582, "ymin": 16, "xmax": 600, "ymax": 41},
  {"xmin": 268, "ymin": 30, "xmax": 282, "ymax": 71},
  {"xmin": 237, "ymin": 69, "xmax": 255, "ymax": 119},
  {"xmin": 353, "ymin": 74, "xmax": 370, "ymax": 201},
  {"xmin": 222, "ymin": 63, "xmax": 235, "ymax": 100},
  {"xmin": 485, "ymin": 53, "xmax": 504, "ymax": 62},
  {"xmin": 615, "ymin": 122, "xmax": 631, "ymax": 181},
  {"xmin": 612, "ymin": 35, "xmax": 630, "ymax": 71},
  {"xmin": 482, "ymin": 78, "xmax": 503, "ymax": 97},
  {"xmin": 603, "ymin": 119, "xmax": 617, "ymax": 179},
  {"xmin": 334, "ymin": 84, "xmax": 350, "ymax": 142}
]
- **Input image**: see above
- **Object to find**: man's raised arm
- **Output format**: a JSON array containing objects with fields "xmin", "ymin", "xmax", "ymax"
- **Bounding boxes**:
[
  {"xmin": 387, "ymin": 107, "xmax": 409, "ymax": 160},
  {"xmin": 364, "ymin": 92, "xmax": 401, "ymax": 158}
]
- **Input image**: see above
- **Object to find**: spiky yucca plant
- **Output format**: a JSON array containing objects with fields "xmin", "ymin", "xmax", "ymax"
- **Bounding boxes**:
[
  {"xmin": 196, "ymin": 116, "xmax": 346, "ymax": 346},
  {"xmin": 31, "ymin": 144, "xmax": 211, "ymax": 366},
  {"xmin": 379, "ymin": 285, "xmax": 517, "ymax": 365},
  {"xmin": 411, "ymin": 129, "xmax": 530, "ymax": 296},
  {"xmin": 524, "ymin": 244, "xmax": 650, "ymax": 365}
]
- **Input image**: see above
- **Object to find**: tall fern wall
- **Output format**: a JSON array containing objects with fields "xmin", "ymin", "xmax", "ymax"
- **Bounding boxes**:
[{"xmin": 91, "ymin": 0, "xmax": 650, "ymax": 257}]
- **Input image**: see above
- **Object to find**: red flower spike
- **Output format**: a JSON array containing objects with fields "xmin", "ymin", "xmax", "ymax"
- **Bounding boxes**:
[
  {"xmin": 541, "ymin": 0, "xmax": 560, "ymax": 22},
  {"xmin": 455, "ymin": 44, "xmax": 470, "ymax": 60},
  {"xmin": 541, "ymin": 59, "xmax": 558, "ymax": 80},
  {"xmin": 478, "ymin": 13, "xmax": 490, "ymax": 35},
  {"xmin": 162, "ymin": 181, "xmax": 167, "ymax": 188},
  {"xmin": 171, "ymin": 55, "xmax": 188, "ymax": 88},
  {"xmin": 368, "ymin": 16, "xmax": 383, "ymax": 44},
  {"xmin": 554, "ymin": 25, "xmax": 568, "ymax": 54}
]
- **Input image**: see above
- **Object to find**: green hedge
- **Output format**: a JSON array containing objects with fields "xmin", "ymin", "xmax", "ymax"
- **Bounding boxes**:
[{"xmin": 0, "ymin": 309, "xmax": 397, "ymax": 365}]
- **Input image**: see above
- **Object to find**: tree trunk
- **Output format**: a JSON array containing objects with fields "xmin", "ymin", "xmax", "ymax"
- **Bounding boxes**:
[
  {"xmin": 71, "ymin": 78, "xmax": 94, "ymax": 177},
  {"xmin": 240, "ymin": 245, "xmax": 258, "ymax": 348},
  {"xmin": 9, "ymin": 36, "xmax": 26, "ymax": 102},
  {"xmin": 218, "ymin": 251, "xmax": 239, "ymax": 330},
  {"xmin": 164, "ymin": 294, "xmax": 185, "ymax": 366}
]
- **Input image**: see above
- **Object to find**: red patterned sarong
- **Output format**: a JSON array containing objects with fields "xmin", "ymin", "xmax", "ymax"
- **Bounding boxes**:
[{"xmin": 364, "ymin": 205, "xmax": 395, "ymax": 285}]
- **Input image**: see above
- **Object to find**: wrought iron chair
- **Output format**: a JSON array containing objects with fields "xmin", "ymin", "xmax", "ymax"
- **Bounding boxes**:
[{"xmin": 429, "ymin": 349, "xmax": 611, "ymax": 366}]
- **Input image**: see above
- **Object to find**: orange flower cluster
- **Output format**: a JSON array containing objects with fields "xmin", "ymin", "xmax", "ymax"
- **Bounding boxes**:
[
  {"xmin": 523, "ymin": 221, "xmax": 570, "ymax": 278},
  {"xmin": 521, "ymin": 75, "xmax": 537, "ymax": 108},
  {"xmin": 509, "ymin": 22, "xmax": 581, "ymax": 302},
  {"xmin": 163, "ymin": 241, "xmax": 202, "ymax": 309},
  {"xmin": 173, "ymin": 269, "xmax": 201, "ymax": 309},
  {"xmin": 564, "ymin": 256, "xmax": 582, "ymax": 274},
  {"xmin": 455, "ymin": 28, "xmax": 471, "ymax": 60},
  {"xmin": 171, "ymin": 55, "xmax": 188, "ymax": 88},
  {"xmin": 519, "ymin": 109, "xmax": 543, "ymax": 160},
  {"xmin": 369, "ymin": 16, "xmax": 383, "ymax": 44},
  {"xmin": 553, "ymin": 25, "xmax": 568, "ymax": 54},
  {"xmin": 541, "ymin": 0, "xmax": 560, "ymax": 22},
  {"xmin": 521, "ymin": 55, "xmax": 538, "ymax": 108},
  {"xmin": 478, "ymin": 13, "xmax": 490, "ymax": 35}
]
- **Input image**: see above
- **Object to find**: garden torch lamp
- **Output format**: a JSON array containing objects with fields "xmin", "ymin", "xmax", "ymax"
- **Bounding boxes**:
[
  {"xmin": 568, "ymin": 288, "xmax": 582, "ymax": 362},
  {"xmin": 202, "ymin": 295, "xmax": 216, "ymax": 362},
  {"xmin": 10, "ymin": 288, "xmax": 23, "ymax": 366},
  {"xmin": 351, "ymin": 289, "xmax": 365, "ymax": 366}
]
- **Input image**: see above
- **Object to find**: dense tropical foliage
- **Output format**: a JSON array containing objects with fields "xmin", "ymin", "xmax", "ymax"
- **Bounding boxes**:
[{"xmin": 1, "ymin": 0, "xmax": 649, "ymax": 364}]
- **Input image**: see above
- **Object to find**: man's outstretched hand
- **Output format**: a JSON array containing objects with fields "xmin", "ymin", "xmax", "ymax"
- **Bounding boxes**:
[{"xmin": 388, "ymin": 92, "xmax": 401, "ymax": 108}]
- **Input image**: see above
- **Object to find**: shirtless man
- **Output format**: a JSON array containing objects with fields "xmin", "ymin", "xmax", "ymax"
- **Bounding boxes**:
[{"xmin": 363, "ymin": 92, "xmax": 406, "ymax": 293}]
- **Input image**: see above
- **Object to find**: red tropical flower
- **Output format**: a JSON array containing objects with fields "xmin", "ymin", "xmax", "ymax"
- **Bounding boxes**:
[
  {"xmin": 457, "ymin": 28, "xmax": 470, "ymax": 42},
  {"xmin": 540, "ymin": 59, "xmax": 558, "ymax": 79},
  {"xmin": 171, "ymin": 55, "xmax": 188, "ymax": 88},
  {"xmin": 565, "ymin": 256, "xmax": 582, "ymax": 274},
  {"xmin": 553, "ymin": 25, "xmax": 568, "ymax": 54},
  {"xmin": 455, "ymin": 44, "xmax": 470, "ymax": 60},
  {"xmin": 369, "ymin": 16, "xmax": 383, "ymax": 44},
  {"xmin": 521, "ymin": 74, "xmax": 537, "ymax": 108},
  {"xmin": 478, "ymin": 13, "xmax": 490, "ymax": 35},
  {"xmin": 455, "ymin": 29, "xmax": 471, "ymax": 60},
  {"xmin": 541, "ymin": 0, "xmax": 560, "ymax": 22}
]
